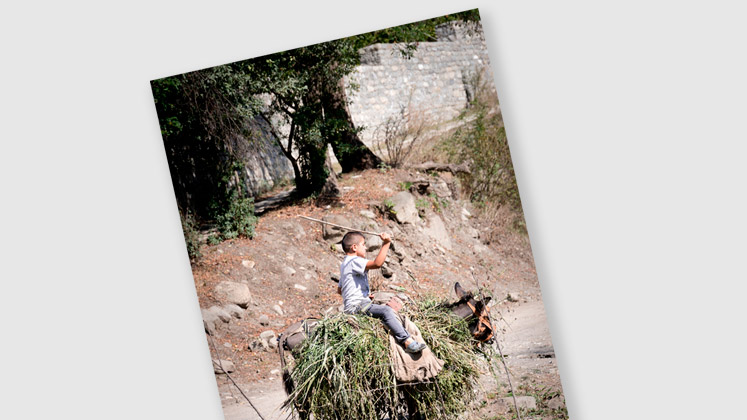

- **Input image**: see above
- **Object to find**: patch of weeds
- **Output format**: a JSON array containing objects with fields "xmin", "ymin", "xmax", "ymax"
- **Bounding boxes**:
[
  {"xmin": 428, "ymin": 192, "xmax": 449, "ymax": 213},
  {"xmin": 415, "ymin": 197, "xmax": 430, "ymax": 211},
  {"xmin": 207, "ymin": 235, "xmax": 222, "ymax": 246},
  {"xmin": 514, "ymin": 382, "xmax": 568, "ymax": 420},
  {"xmin": 301, "ymin": 192, "xmax": 319, "ymax": 205},
  {"xmin": 398, "ymin": 181, "xmax": 413, "ymax": 191},
  {"xmin": 382, "ymin": 199, "xmax": 397, "ymax": 219},
  {"xmin": 378, "ymin": 162, "xmax": 391, "ymax": 173},
  {"xmin": 215, "ymin": 191, "xmax": 258, "ymax": 240}
]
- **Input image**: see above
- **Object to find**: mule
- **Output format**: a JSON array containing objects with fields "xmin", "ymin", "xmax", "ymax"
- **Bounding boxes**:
[{"xmin": 276, "ymin": 282, "xmax": 494, "ymax": 419}]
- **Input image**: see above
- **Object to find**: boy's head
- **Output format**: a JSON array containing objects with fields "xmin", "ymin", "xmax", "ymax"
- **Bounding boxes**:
[{"xmin": 342, "ymin": 231, "xmax": 366, "ymax": 257}]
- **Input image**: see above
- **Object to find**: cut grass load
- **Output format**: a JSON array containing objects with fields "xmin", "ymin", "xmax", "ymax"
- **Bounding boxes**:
[{"xmin": 283, "ymin": 297, "xmax": 487, "ymax": 420}]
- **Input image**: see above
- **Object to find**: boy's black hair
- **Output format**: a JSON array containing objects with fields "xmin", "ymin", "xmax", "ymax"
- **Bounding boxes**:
[{"xmin": 342, "ymin": 231, "xmax": 365, "ymax": 254}]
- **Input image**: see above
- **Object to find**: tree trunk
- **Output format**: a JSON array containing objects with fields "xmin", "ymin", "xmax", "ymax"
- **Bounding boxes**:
[
  {"xmin": 322, "ymin": 78, "xmax": 381, "ymax": 172},
  {"xmin": 320, "ymin": 152, "xmax": 341, "ymax": 199}
]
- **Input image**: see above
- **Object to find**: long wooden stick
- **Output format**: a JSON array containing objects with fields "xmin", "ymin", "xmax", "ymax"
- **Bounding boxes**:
[{"xmin": 298, "ymin": 215, "xmax": 385, "ymax": 237}]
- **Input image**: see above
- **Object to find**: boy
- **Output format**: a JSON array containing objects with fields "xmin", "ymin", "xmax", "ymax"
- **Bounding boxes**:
[{"xmin": 337, "ymin": 231, "xmax": 427, "ymax": 354}]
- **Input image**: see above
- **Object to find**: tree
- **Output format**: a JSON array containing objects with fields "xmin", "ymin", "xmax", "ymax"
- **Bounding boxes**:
[{"xmin": 151, "ymin": 66, "xmax": 262, "ymax": 219}]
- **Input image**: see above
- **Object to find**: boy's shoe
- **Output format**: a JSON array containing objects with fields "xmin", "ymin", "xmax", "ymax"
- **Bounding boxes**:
[{"xmin": 405, "ymin": 341, "xmax": 427, "ymax": 354}]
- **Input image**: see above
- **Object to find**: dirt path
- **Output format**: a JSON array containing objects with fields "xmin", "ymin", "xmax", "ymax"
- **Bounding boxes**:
[{"xmin": 220, "ymin": 380, "xmax": 290, "ymax": 420}]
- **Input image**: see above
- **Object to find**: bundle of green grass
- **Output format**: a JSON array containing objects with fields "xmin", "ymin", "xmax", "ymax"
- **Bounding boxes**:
[{"xmin": 283, "ymin": 297, "xmax": 485, "ymax": 420}]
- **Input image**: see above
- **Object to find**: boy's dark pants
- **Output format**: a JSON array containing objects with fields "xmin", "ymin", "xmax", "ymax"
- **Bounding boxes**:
[{"xmin": 362, "ymin": 303, "xmax": 410, "ymax": 343}]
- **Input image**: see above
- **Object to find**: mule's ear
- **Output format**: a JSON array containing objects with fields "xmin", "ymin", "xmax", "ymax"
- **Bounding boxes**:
[{"xmin": 454, "ymin": 282, "xmax": 468, "ymax": 299}]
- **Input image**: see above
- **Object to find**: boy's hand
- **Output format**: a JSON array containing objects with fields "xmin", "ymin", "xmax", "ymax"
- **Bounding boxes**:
[{"xmin": 380, "ymin": 232, "xmax": 391, "ymax": 244}]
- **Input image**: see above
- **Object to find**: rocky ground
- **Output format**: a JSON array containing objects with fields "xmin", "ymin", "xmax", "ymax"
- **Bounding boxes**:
[{"xmin": 193, "ymin": 168, "xmax": 567, "ymax": 420}]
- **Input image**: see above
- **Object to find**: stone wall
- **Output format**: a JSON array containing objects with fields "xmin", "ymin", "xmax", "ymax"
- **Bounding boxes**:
[
  {"xmin": 240, "ymin": 117, "xmax": 294, "ymax": 196},
  {"xmin": 345, "ymin": 21, "xmax": 494, "ymax": 144}
]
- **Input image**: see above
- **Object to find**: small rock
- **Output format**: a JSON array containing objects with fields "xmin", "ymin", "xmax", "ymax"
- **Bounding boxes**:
[
  {"xmin": 283, "ymin": 267, "xmax": 296, "ymax": 276},
  {"xmin": 461, "ymin": 207, "xmax": 472, "ymax": 218},
  {"xmin": 294, "ymin": 284, "xmax": 307, "ymax": 291},
  {"xmin": 214, "ymin": 281, "xmax": 252, "ymax": 308},
  {"xmin": 473, "ymin": 243, "xmax": 488, "ymax": 254},
  {"xmin": 202, "ymin": 309, "xmax": 220, "ymax": 335},
  {"xmin": 258, "ymin": 314, "xmax": 270, "ymax": 326},
  {"xmin": 381, "ymin": 264, "xmax": 394, "ymax": 278},
  {"xmin": 303, "ymin": 272, "xmax": 312, "ymax": 280},
  {"xmin": 223, "ymin": 304, "xmax": 245, "ymax": 319},
  {"xmin": 366, "ymin": 234, "xmax": 383, "ymax": 252},
  {"xmin": 270, "ymin": 369, "xmax": 280, "ymax": 375},
  {"xmin": 388, "ymin": 191, "xmax": 419, "ymax": 224},
  {"xmin": 330, "ymin": 273, "xmax": 340, "ymax": 283},
  {"xmin": 334, "ymin": 244, "xmax": 343, "ymax": 253},
  {"xmin": 212, "ymin": 359, "xmax": 235, "ymax": 374},
  {"xmin": 547, "ymin": 396, "xmax": 565, "ymax": 410},
  {"xmin": 248, "ymin": 339, "xmax": 269, "ymax": 352},
  {"xmin": 507, "ymin": 292, "xmax": 520, "ymax": 302},
  {"xmin": 500, "ymin": 396, "xmax": 536, "ymax": 410},
  {"xmin": 359, "ymin": 210, "xmax": 376, "ymax": 219},
  {"xmin": 223, "ymin": 342, "xmax": 232, "ymax": 348},
  {"xmin": 466, "ymin": 227, "xmax": 480, "ymax": 239},
  {"xmin": 241, "ymin": 260, "xmax": 256, "ymax": 268},
  {"xmin": 273, "ymin": 305, "xmax": 284, "ymax": 316},
  {"xmin": 260, "ymin": 330, "xmax": 278, "ymax": 350},
  {"xmin": 322, "ymin": 214, "xmax": 351, "ymax": 243},
  {"xmin": 208, "ymin": 306, "xmax": 232, "ymax": 323}
]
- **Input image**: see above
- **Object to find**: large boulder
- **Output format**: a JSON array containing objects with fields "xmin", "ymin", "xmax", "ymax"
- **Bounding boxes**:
[
  {"xmin": 322, "ymin": 214, "xmax": 351, "ymax": 243},
  {"xmin": 388, "ymin": 192, "xmax": 419, "ymax": 224},
  {"xmin": 214, "ymin": 281, "xmax": 252, "ymax": 308},
  {"xmin": 423, "ymin": 214, "xmax": 452, "ymax": 250}
]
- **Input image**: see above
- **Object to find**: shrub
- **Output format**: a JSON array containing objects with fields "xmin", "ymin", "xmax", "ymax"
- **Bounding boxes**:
[
  {"xmin": 445, "ymin": 68, "xmax": 525, "ymax": 232},
  {"xmin": 374, "ymin": 97, "xmax": 432, "ymax": 168},
  {"xmin": 214, "ymin": 190, "xmax": 258, "ymax": 240}
]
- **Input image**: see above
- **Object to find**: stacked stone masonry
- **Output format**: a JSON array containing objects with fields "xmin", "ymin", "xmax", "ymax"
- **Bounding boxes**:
[{"xmin": 346, "ymin": 21, "xmax": 495, "ymax": 144}]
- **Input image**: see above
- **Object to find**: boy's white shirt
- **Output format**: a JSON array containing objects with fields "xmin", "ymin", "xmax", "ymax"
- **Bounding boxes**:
[{"xmin": 339, "ymin": 255, "xmax": 370, "ymax": 312}]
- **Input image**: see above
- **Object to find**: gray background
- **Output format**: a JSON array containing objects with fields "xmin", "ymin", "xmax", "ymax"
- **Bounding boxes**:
[{"xmin": 1, "ymin": 1, "xmax": 745, "ymax": 419}]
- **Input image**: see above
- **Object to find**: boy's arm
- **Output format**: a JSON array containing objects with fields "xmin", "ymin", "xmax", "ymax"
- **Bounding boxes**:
[{"xmin": 365, "ymin": 233, "xmax": 391, "ymax": 270}]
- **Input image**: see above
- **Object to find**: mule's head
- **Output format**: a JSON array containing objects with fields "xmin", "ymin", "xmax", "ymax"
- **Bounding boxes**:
[{"xmin": 449, "ymin": 282, "xmax": 495, "ymax": 343}]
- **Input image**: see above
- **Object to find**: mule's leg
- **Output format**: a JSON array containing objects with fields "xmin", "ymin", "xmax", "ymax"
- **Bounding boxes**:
[{"xmin": 404, "ymin": 392, "xmax": 425, "ymax": 420}]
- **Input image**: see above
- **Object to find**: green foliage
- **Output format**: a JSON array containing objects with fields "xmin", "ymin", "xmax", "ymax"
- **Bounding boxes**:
[
  {"xmin": 180, "ymin": 211, "xmax": 201, "ymax": 260},
  {"xmin": 382, "ymin": 199, "xmax": 397, "ymax": 218},
  {"xmin": 285, "ymin": 297, "xmax": 483, "ymax": 420},
  {"xmin": 151, "ymin": 66, "xmax": 263, "ymax": 218},
  {"xmin": 444, "ymin": 71, "xmax": 524, "ymax": 231},
  {"xmin": 347, "ymin": 9, "xmax": 481, "ymax": 59},
  {"xmin": 377, "ymin": 161, "xmax": 391, "ymax": 173},
  {"xmin": 215, "ymin": 192, "xmax": 257, "ymax": 240},
  {"xmin": 398, "ymin": 181, "xmax": 413, "ymax": 191}
]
